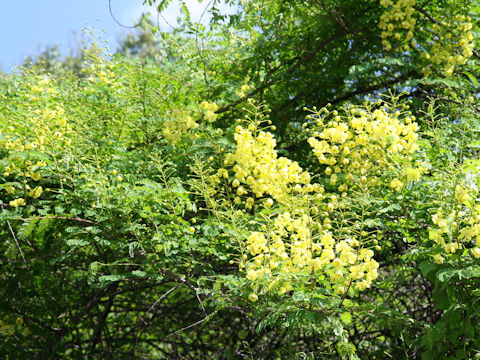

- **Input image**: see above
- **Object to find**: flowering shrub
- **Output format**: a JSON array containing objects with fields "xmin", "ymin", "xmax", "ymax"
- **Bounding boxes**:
[
  {"xmin": 379, "ymin": 0, "xmax": 475, "ymax": 75},
  {"xmin": 1, "ymin": 1, "xmax": 479, "ymax": 357},
  {"xmin": 0, "ymin": 51, "xmax": 217, "ymax": 356},
  {"xmin": 190, "ymin": 98, "xmax": 425, "ymax": 304},
  {"xmin": 379, "ymin": 0, "xmax": 416, "ymax": 52},
  {"xmin": 429, "ymin": 183, "xmax": 480, "ymax": 262},
  {"xmin": 306, "ymin": 101, "xmax": 421, "ymax": 194}
]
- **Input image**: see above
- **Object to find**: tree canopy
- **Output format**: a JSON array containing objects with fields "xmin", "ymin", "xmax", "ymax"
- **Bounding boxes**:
[{"xmin": 1, "ymin": 0, "xmax": 480, "ymax": 358}]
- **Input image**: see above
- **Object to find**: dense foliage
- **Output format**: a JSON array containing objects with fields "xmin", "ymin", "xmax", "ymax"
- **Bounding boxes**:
[{"xmin": 1, "ymin": 0, "xmax": 480, "ymax": 358}]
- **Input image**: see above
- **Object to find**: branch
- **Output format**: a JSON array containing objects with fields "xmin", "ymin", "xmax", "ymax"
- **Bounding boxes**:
[
  {"xmin": 89, "ymin": 282, "xmax": 119, "ymax": 354},
  {"xmin": 141, "ymin": 284, "xmax": 180, "ymax": 323},
  {"xmin": 160, "ymin": 269, "xmax": 208, "ymax": 313},
  {"xmin": 413, "ymin": 6, "xmax": 442, "ymax": 25},
  {"xmin": 2, "ymin": 204, "xmax": 28, "ymax": 266},
  {"xmin": 217, "ymin": 31, "xmax": 347, "ymax": 115},
  {"xmin": 108, "ymin": 0, "xmax": 141, "ymax": 29},
  {"xmin": 7, "ymin": 218, "xmax": 27, "ymax": 265},
  {"xmin": 163, "ymin": 317, "xmax": 209, "ymax": 339},
  {"xmin": 321, "ymin": 70, "xmax": 418, "ymax": 108},
  {"xmin": 18, "ymin": 215, "xmax": 99, "ymax": 224},
  {"xmin": 312, "ymin": 0, "xmax": 352, "ymax": 33}
]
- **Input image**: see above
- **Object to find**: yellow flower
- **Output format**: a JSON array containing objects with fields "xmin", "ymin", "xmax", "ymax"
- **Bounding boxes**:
[
  {"xmin": 248, "ymin": 293, "xmax": 258, "ymax": 302},
  {"xmin": 237, "ymin": 186, "xmax": 247, "ymax": 196},
  {"xmin": 9, "ymin": 198, "xmax": 26, "ymax": 207},
  {"xmin": 208, "ymin": 102, "xmax": 219, "ymax": 112},
  {"xmin": 332, "ymin": 258, "xmax": 343, "ymax": 268},
  {"xmin": 246, "ymin": 269, "xmax": 257, "ymax": 281},
  {"xmin": 455, "ymin": 185, "xmax": 470, "ymax": 204},
  {"xmin": 405, "ymin": 167, "xmax": 421, "ymax": 182},
  {"xmin": 204, "ymin": 110, "xmax": 218, "ymax": 123},
  {"xmin": 245, "ymin": 197, "xmax": 255, "ymax": 209},
  {"xmin": 265, "ymin": 198, "xmax": 274, "ymax": 209},
  {"xmin": 433, "ymin": 254, "xmax": 444, "ymax": 264},
  {"xmin": 217, "ymin": 168, "xmax": 228, "ymax": 178},
  {"xmin": 390, "ymin": 178, "xmax": 403, "ymax": 192},
  {"xmin": 444, "ymin": 242, "xmax": 459, "ymax": 254},
  {"xmin": 30, "ymin": 186, "xmax": 43, "ymax": 199}
]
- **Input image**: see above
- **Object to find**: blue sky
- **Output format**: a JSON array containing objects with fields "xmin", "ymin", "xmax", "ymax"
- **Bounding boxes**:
[{"xmin": 0, "ymin": 0, "xmax": 234, "ymax": 71}]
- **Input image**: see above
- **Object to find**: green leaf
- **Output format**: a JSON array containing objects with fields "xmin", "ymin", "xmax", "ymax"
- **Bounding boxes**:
[
  {"xmin": 89, "ymin": 261, "xmax": 102, "ymax": 274},
  {"xmin": 292, "ymin": 291, "xmax": 306, "ymax": 302},
  {"xmin": 132, "ymin": 270, "xmax": 147, "ymax": 277},
  {"xmin": 98, "ymin": 274, "xmax": 126, "ymax": 284},
  {"xmin": 419, "ymin": 262, "xmax": 437, "ymax": 278},
  {"xmin": 463, "ymin": 71, "xmax": 479, "ymax": 88},
  {"xmin": 66, "ymin": 239, "xmax": 90, "ymax": 247},
  {"xmin": 340, "ymin": 311, "xmax": 352, "ymax": 325}
]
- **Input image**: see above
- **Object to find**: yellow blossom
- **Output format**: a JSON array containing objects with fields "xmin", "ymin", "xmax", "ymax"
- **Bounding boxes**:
[
  {"xmin": 390, "ymin": 178, "xmax": 403, "ymax": 191},
  {"xmin": 433, "ymin": 254, "xmax": 444, "ymax": 264},
  {"xmin": 9, "ymin": 198, "xmax": 26, "ymax": 207}
]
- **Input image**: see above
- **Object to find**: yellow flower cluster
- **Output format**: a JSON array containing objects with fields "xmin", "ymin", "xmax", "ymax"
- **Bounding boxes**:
[
  {"xmin": 224, "ymin": 122, "xmax": 311, "ymax": 208},
  {"xmin": 1, "ymin": 97, "xmax": 71, "ymax": 153},
  {"xmin": 221, "ymin": 107, "xmax": 381, "ymax": 300},
  {"xmin": 85, "ymin": 60, "xmax": 116, "ymax": 86},
  {"xmin": 162, "ymin": 109, "xmax": 199, "ymax": 145},
  {"xmin": 242, "ymin": 208, "xmax": 380, "ymax": 298},
  {"xmin": 2, "ymin": 160, "xmax": 46, "ymax": 181},
  {"xmin": 379, "ymin": 0, "xmax": 475, "ymax": 75},
  {"xmin": 429, "ymin": 184, "xmax": 480, "ymax": 260},
  {"xmin": 200, "ymin": 101, "xmax": 219, "ymax": 123},
  {"xmin": 379, "ymin": 0, "xmax": 416, "ymax": 52},
  {"xmin": 1, "ymin": 77, "xmax": 72, "ymax": 205},
  {"xmin": 236, "ymin": 84, "xmax": 251, "ymax": 98},
  {"xmin": 405, "ymin": 166, "xmax": 422, "ymax": 182},
  {"xmin": 29, "ymin": 77, "xmax": 57, "ymax": 96},
  {"xmin": 421, "ymin": 16, "xmax": 474, "ymax": 75},
  {"xmin": 2, "ymin": 159, "xmax": 46, "ymax": 206},
  {"xmin": 306, "ymin": 104, "xmax": 420, "ymax": 195},
  {"xmin": 9, "ymin": 198, "xmax": 26, "ymax": 207},
  {"xmin": 0, "ymin": 320, "xmax": 15, "ymax": 336}
]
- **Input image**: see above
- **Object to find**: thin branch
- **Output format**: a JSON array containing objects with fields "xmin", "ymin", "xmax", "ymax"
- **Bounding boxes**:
[
  {"xmin": 109, "ymin": 0, "xmax": 141, "ymax": 29},
  {"xmin": 7, "ymin": 218, "xmax": 27, "ymax": 265},
  {"xmin": 413, "ymin": 6, "xmax": 442, "ymax": 25},
  {"xmin": 163, "ymin": 317, "xmax": 208, "ymax": 339},
  {"xmin": 2, "ymin": 203, "xmax": 28, "ymax": 265},
  {"xmin": 18, "ymin": 216, "xmax": 98, "ymax": 224},
  {"xmin": 312, "ymin": 0, "xmax": 352, "ymax": 33},
  {"xmin": 89, "ymin": 282, "xmax": 119, "ymax": 354},
  {"xmin": 321, "ymin": 70, "xmax": 418, "ymax": 107},
  {"xmin": 161, "ymin": 269, "xmax": 208, "ymax": 312},
  {"xmin": 217, "ymin": 31, "xmax": 346, "ymax": 115},
  {"xmin": 141, "ymin": 284, "xmax": 180, "ymax": 322}
]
